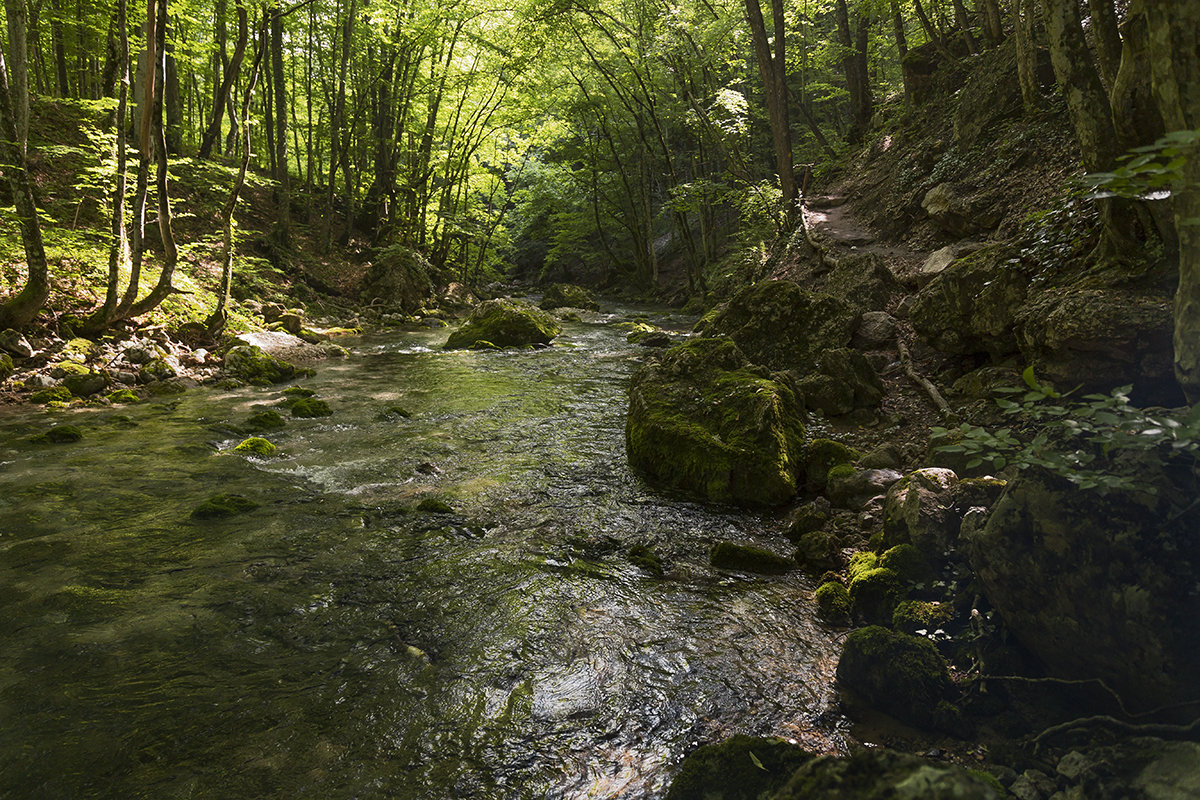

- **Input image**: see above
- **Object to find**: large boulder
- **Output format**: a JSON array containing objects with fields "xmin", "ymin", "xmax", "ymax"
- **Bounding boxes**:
[
  {"xmin": 882, "ymin": 468, "xmax": 961, "ymax": 558},
  {"xmin": 665, "ymin": 735, "xmax": 813, "ymax": 800},
  {"xmin": 539, "ymin": 283, "xmax": 599, "ymax": 311},
  {"xmin": 773, "ymin": 749, "xmax": 999, "ymax": 800},
  {"xmin": 967, "ymin": 468, "xmax": 1200, "ymax": 717},
  {"xmin": 909, "ymin": 245, "xmax": 1029, "ymax": 358},
  {"xmin": 625, "ymin": 338, "xmax": 806, "ymax": 507},
  {"xmin": 921, "ymin": 183, "xmax": 999, "ymax": 237},
  {"xmin": 0, "ymin": 328, "xmax": 33, "ymax": 358},
  {"xmin": 836, "ymin": 626, "xmax": 958, "ymax": 731},
  {"xmin": 793, "ymin": 348, "xmax": 884, "ymax": 416},
  {"xmin": 223, "ymin": 345, "xmax": 302, "ymax": 385},
  {"xmin": 705, "ymin": 281, "xmax": 860, "ymax": 372},
  {"xmin": 1015, "ymin": 289, "xmax": 1180, "ymax": 405},
  {"xmin": 444, "ymin": 298, "xmax": 561, "ymax": 349},
  {"xmin": 816, "ymin": 252, "xmax": 905, "ymax": 312},
  {"xmin": 360, "ymin": 246, "xmax": 435, "ymax": 313}
]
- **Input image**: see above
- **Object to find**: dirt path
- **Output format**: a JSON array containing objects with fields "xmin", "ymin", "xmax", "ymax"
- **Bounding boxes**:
[{"xmin": 802, "ymin": 196, "xmax": 929, "ymax": 283}]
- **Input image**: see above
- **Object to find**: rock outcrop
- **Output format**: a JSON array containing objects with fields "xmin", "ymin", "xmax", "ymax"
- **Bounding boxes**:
[{"xmin": 444, "ymin": 298, "xmax": 562, "ymax": 349}]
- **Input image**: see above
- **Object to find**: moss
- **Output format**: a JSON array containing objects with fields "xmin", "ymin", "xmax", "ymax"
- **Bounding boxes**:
[
  {"xmin": 710, "ymin": 541, "xmax": 793, "ymax": 575},
  {"xmin": 627, "ymin": 544, "xmax": 664, "ymax": 576},
  {"xmin": 835, "ymin": 626, "xmax": 955, "ymax": 731},
  {"xmin": 967, "ymin": 769, "xmax": 1008, "ymax": 796},
  {"xmin": 223, "ymin": 344, "xmax": 302, "ymax": 385},
  {"xmin": 243, "ymin": 409, "xmax": 287, "ymax": 432},
  {"xmin": 0, "ymin": 352, "xmax": 14, "ymax": 380},
  {"xmin": 138, "ymin": 359, "xmax": 176, "ymax": 383},
  {"xmin": 540, "ymin": 283, "xmax": 599, "ymax": 311},
  {"xmin": 30, "ymin": 386, "xmax": 74, "ymax": 404},
  {"xmin": 290, "ymin": 398, "xmax": 332, "ymax": 418},
  {"xmin": 416, "ymin": 498, "xmax": 455, "ymax": 514},
  {"xmin": 31, "ymin": 424, "xmax": 84, "ymax": 444},
  {"xmin": 445, "ymin": 298, "xmax": 561, "ymax": 349},
  {"xmin": 786, "ymin": 503, "xmax": 829, "ymax": 542},
  {"xmin": 806, "ymin": 439, "xmax": 862, "ymax": 493},
  {"xmin": 146, "ymin": 380, "xmax": 186, "ymax": 396},
  {"xmin": 892, "ymin": 600, "xmax": 955, "ymax": 635},
  {"xmin": 626, "ymin": 339, "xmax": 806, "ymax": 507},
  {"xmin": 234, "ymin": 437, "xmax": 278, "ymax": 457},
  {"xmin": 283, "ymin": 386, "xmax": 317, "ymax": 399},
  {"xmin": 665, "ymin": 734, "xmax": 812, "ymax": 800},
  {"xmin": 794, "ymin": 529, "xmax": 838, "ymax": 574},
  {"xmin": 106, "ymin": 389, "xmax": 141, "ymax": 404},
  {"xmin": 849, "ymin": 567, "xmax": 904, "ymax": 625},
  {"xmin": 383, "ymin": 405, "xmax": 413, "ymax": 418},
  {"xmin": 470, "ymin": 339, "xmax": 500, "ymax": 350},
  {"xmin": 191, "ymin": 494, "xmax": 259, "ymax": 519},
  {"xmin": 879, "ymin": 544, "xmax": 934, "ymax": 585},
  {"xmin": 815, "ymin": 581, "xmax": 852, "ymax": 625},
  {"xmin": 848, "ymin": 551, "xmax": 879, "ymax": 580}
]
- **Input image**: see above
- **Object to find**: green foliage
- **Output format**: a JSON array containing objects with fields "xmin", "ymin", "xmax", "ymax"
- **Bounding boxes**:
[
  {"xmin": 931, "ymin": 367, "xmax": 1200, "ymax": 494},
  {"xmin": 1080, "ymin": 129, "xmax": 1200, "ymax": 204}
]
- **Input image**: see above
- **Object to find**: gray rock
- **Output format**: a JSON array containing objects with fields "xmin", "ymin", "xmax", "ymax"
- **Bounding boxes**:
[
  {"xmin": 882, "ymin": 468, "xmax": 960, "ymax": 557},
  {"xmin": 0, "ymin": 329, "xmax": 34, "ymax": 358},
  {"xmin": 123, "ymin": 343, "xmax": 155, "ymax": 365},
  {"xmin": 1056, "ymin": 752, "xmax": 1093, "ymax": 781},
  {"xmin": 795, "ymin": 348, "xmax": 884, "ymax": 416},
  {"xmin": 917, "ymin": 241, "xmax": 986, "ymax": 288},
  {"xmin": 853, "ymin": 311, "xmax": 898, "ymax": 350},
  {"xmin": 922, "ymin": 183, "xmax": 974, "ymax": 236},
  {"xmin": 27, "ymin": 373, "xmax": 56, "ymax": 388},
  {"xmin": 278, "ymin": 312, "xmax": 304, "ymax": 335}
]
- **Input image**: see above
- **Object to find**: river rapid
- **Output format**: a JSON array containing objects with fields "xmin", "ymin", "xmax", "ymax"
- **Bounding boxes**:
[{"xmin": 0, "ymin": 304, "xmax": 842, "ymax": 799}]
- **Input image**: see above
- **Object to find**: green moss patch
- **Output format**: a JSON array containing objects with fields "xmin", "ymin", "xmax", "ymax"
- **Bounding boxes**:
[
  {"xmin": 290, "ymin": 398, "xmax": 332, "ymax": 418},
  {"xmin": 223, "ymin": 345, "xmax": 302, "ymax": 385},
  {"xmin": 710, "ymin": 541, "xmax": 793, "ymax": 575},
  {"xmin": 243, "ymin": 409, "xmax": 287, "ymax": 432},
  {"xmin": 106, "ymin": 389, "xmax": 141, "ymax": 404},
  {"xmin": 415, "ymin": 498, "xmax": 455, "ymax": 514},
  {"xmin": 233, "ymin": 437, "xmax": 278, "ymax": 457},
  {"xmin": 191, "ymin": 494, "xmax": 259, "ymax": 519},
  {"xmin": 836, "ymin": 626, "xmax": 955, "ymax": 731},
  {"xmin": 849, "ymin": 567, "xmax": 904, "ymax": 625},
  {"xmin": 626, "ymin": 544, "xmax": 664, "ymax": 576},
  {"xmin": 815, "ymin": 581, "xmax": 851, "ymax": 626},
  {"xmin": 665, "ymin": 734, "xmax": 812, "ymax": 800},
  {"xmin": 445, "ymin": 298, "xmax": 561, "ymax": 349},
  {"xmin": 30, "ymin": 386, "xmax": 74, "ymax": 404},
  {"xmin": 539, "ymin": 283, "xmax": 599, "ymax": 311},
  {"xmin": 31, "ymin": 424, "xmax": 84, "ymax": 444}
]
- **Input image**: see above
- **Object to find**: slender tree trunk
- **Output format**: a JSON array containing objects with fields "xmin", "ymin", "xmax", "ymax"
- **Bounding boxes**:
[
  {"xmin": 853, "ymin": 7, "xmax": 873, "ymax": 137},
  {"xmin": 981, "ymin": 0, "xmax": 1004, "ymax": 44},
  {"xmin": 0, "ymin": 31, "xmax": 50, "ymax": 329},
  {"xmin": 117, "ymin": 0, "xmax": 157, "ymax": 316},
  {"xmin": 1144, "ymin": 0, "xmax": 1200, "ymax": 402},
  {"xmin": 951, "ymin": 0, "xmax": 977, "ymax": 54},
  {"xmin": 745, "ymin": 0, "xmax": 797, "ymax": 214},
  {"xmin": 270, "ymin": 3, "xmax": 289, "ymax": 249},
  {"xmin": 323, "ymin": 0, "xmax": 354, "ymax": 252},
  {"xmin": 1090, "ymin": 0, "xmax": 1123, "ymax": 89},
  {"xmin": 52, "ymin": 5, "xmax": 69, "ymax": 95},
  {"xmin": 1014, "ymin": 0, "xmax": 1040, "ymax": 111},
  {"xmin": 6, "ymin": 0, "xmax": 30, "ymax": 152},
  {"xmin": 198, "ymin": 0, "xmax": 245, "ymax": 159},
  {"xmin": 164, "ymin": 31, "xmax": 182, "ymax": 153},
  {"xmin": 890, "ymin": 0, "xmax": 908, "ymax": 60}
]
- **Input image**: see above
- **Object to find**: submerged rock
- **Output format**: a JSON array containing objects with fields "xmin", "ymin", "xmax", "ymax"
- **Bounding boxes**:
[
  {"xmin": 290, "ymin": 398, "xmax": 332, "ymax": 418},
  {"xmin": 444, "ymin": 298, "xmax": 561, "ymax": 349},
  {"xmin": 665, "ymin": 735, "xmax": 812, "ymax": 800},
  {"xmin": 191, "ymin": 494, "xmax": 259, "ymax": 519},
  {"xmin": 625, "ymin": 338, "xmax": 806, "ymax": 506},
  {"xmin": 710, "ymin": 541, "xmax": 793, "ymax": 575},
  {"xmin": 836, "ymin": 626, "xmax": 956, "ymax": 731},
  {"xmin": 31, "ymin": 424, "xmax": 84, "ymax": 444},
  {"xmin": 539, "ymin": 283, "xmax": 599, "ymax": 311},
  {"xmin": 242, "ymin": 409, "xmax": 287, "ymax": 432}
]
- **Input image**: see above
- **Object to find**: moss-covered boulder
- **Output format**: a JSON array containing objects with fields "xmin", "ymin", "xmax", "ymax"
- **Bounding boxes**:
[
  {"xmin": 836, "ymin": 626, "xmax": 956, "ymax": 731},
  {"xmin": 30, "ymin": 385, "xmax": 73, "ymax": 404},
  {"xmin": 106, "ymin": 389, "xmax": 141, "ymax": 404},
  {"xmin": 772, "ymin": 748, "xmax": 998, "ymax": 799},
  {"xmin": 967, "ymin": 467, "xmax": 1200, "ymax": 716},
  {"xmin": 360, "ymin": 245, "xmax": 435, "ymax": 313},
  {"xmin": 444, "ymin": 298, "xmax": 561, "ymax": 349},
  {"xmin": 627, "ymin": 324, "xmax": 673, "ymax": 348},
  {"xmin": 805, "ymin": 439, "xmax": 862, "ymax": 493},
  {"xmin": 32, "ymin": 424, "xmax": 84, "ymax": 444},
  {"xmin": 55, "ymin": 362, "xmax": 108, "ymax": 396},
  {"xmin": 234, "ymin": 437, "xmax": 277, "ymax": 457},
  {"xmin": 848, "ymin": 551, "xmax": 879, "ymax": 580},
  {"xmin": 415, "ymin": 498, "xmax": 455, "ymax": 514},
  {"xmin": 879, "ymin": 544, "xmax": 934, "ymax": 586},
  {"xmin": 882, "ymin": 468, "xmax": 960, "ymax": 557},
  {"xmin": 794, "ymin": 529, "xmax": 838, "ymax": 574},
  {"xmin": 815, "ymin": 581, "xmax": 851, "ymax": 626},
  {"xmin": 785, "ymin": 501, "xmax": 830, "ymax": 542},
  {"xmin": 191, "ymin": 494, "xmax": 259, "ymax": 519},
  {"xmin": 223, "ymin": 345, "xmax": 301, "ymax": 385},
  {"xmin": 849, "ymin": 567, "xmax": 905, "ymax": 625},
  {"xmin": 625, "ymin": 338, "xmax": 806, "ymax": 506},
  {"xmin": 0, "ymin": 353, "xmax": 13, "ymax": 380},
  {"xmin": 710, "ymin": 541, "xmax": 793, "ymax": 575},
  {"xmin": 665, "ymin": 735, "xmax": 812, "ymax": 800},
  {"xmin": 243, "ymin": 409, "xmax": 287, "ymax": 432},
  {"xmin": 705, "ymin": 281, "xmax": 860, "ymax": 372},
  {"xmin": 794, "ymin": 348, "xmax": 884, "ymax": 417},
  {"xmin": 290, "ymin": 398, "xmax": 332, "ymax": 418},
  {"xmin": 893, "ymin": 600, "xmax": 955, "ymax": 636},
  {"xmin": 539, "ymin": 283, "xmax": 599, "ymax": 311}
]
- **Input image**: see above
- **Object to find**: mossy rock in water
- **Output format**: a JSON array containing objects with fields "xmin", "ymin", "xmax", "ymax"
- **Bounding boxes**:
[
  {"xmin": 191, "ymin": 494, "xmax": 259, "ymax": 519},
  {"xmin": 383, "ymin": 405, "xmax": 412, "ymax": 418},
  {"xmin": 30, "ymin": 385, "xmax": 73, "ymax": 404},
  {"xmin": 32, "ymin": 424, "xmax": 84, "ymax": 444},
  {"xmin": 626, "ymin": 323, "xmax": 673, "ymax": 348},
  {"xmin": 815, "ymin": 581, "xmax": 851, "ymax": 626},
  {"xmin": 772, "ymin": 748, "xmax": 998, "ymax": 799},
  {"xmin": 282, "ymin": 386, "xmax": 317, "ymax": 399},
  {"xmin": 848, "ymin": 551, "xmax": 879, "ymax": 580},
  {"xmin": 625, "ymin": 338, "xmax": 806, "ymax": 507},
  {"xmin": 290, "ymin": 398, "xmax": 332, "ymax": 418},
  {"xmin": 0, "ymin": 353, "xmax": 13, "ymax": 380},
  {"xmin": 704, "ymin": 280, "xmax": 860, "ymax": 372},
  {"xmin": 893, "ymin": 600, "xmax": 955, "ymax": 636},
  {"xmin": 106, "ymin": 388, "xmax": 141, "ymax": 404},
  {"xmin": 415, "ymin": 498, "xmax": 455, "ymax": 514},
  {"xmin": 665, "ymin": 734, "xmax": 812, "ymax": 800},
  {"xmin": 849, "ymin": 567, "xmax": 905, "ymax": 625},
  {"xmin": 223, "ymin": 345, "xmax": 301, "ymax": 385},
  {"xmin": 626, "ymin": 544, "xmax": 664, "ymax": 576},
  {"xmin": 243, "ymin": 409, "xmax": 287, "ymax": 432},
  {"xmin": 878, "ymin": 544, "xmax": 934, "ymax": 586},
  {"xmin": 234, "ymin": 437, "xmax": 278, "ymax": 457},
  {"xmin": 836, "ymin": 626, "xmax": 957, "ymax": 732},
  {"xmin": 444, "ymin": 298, "xmax": 561, "ymax": 349},
  {"xmin": 786, "ymin": 502, "xmax": 829, "ymax": 542},
  {"xmin": 539, "ymin": 283, "xmax": 599, "ymax": 311},
  {"xmin": 794, "ymin": 529, "xmax": 838, "ymax": 575},
  {"xmin": 710, "ymin": 541, "xmax": 793, "ymax": 575}
]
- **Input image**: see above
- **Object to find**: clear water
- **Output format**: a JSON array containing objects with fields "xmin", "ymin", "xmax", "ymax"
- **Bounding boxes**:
[{"xmin": 0, "ymin": 306, "xmax": 841, "ymax": 799}]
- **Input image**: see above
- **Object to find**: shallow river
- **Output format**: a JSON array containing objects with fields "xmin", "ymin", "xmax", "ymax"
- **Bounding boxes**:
[{"xmin": 0, "ymin": 305, "xmax": 841, "ymax": 799}]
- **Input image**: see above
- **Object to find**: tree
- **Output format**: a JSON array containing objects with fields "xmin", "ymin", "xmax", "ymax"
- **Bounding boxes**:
[{"xmin": 745, "ymin": 0, "xmax": 797, "ymax": 214}]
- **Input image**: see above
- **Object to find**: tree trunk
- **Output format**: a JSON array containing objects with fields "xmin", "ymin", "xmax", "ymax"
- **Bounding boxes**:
[
  {"xmin": 322, "ymin": 0, "xmax": 354, "ymax": 252},
  {"xmin": 198, "ymin": 0, "xmax": 246, "ymax": 159},
  {"xmin": 835, "ymin": 0, "xmax": 871, "ymax": 144},
  {"xmin": 981, "ymin": 0, "xmax": 1004, "ymax": 44},
  {"xmin": 1090, "ymin": 0, "xmax": 1123, "ymax": 89},
  {"xmin": 270, "ymin": 3, "xmax": 288, "ymax": 249},
  {"xmin": 852, "ymin": 6, "xmax": 873, "ymax": 138},
  {"xmin": 6, "ymin": 0, "xmax": 30, "ymax": 152},
  {"xmin": 889, "ymin": 0, "xmax": 907, "ymax": 61},
  {"xmin": 1144, "ymin": 0, "xmax": 1200, "ymax": 402},
  {"xmin": 164, "ymin": 36, "xmax": 182, "ymax": 154},
  {"xmin": 116, "ymin": 0, "xmax": 157, "ymax": 316},
  {"xmin": 951, "ymin": 0, "xmax": 977, "ymax": 55},
  {"xmin": 745, "ymin": 0, "xmax": 797, "ymax": 214},
  {"xmin": 52, "ymin": 6, "xmax": 69, "ymax": 95},
  {"xmin": 0, "ymin": 27, "xmax": 50, "ymax": 329},
  {"xmin": 1014, "ymin": 0, "xmax": 1040, "ymax": 111}
]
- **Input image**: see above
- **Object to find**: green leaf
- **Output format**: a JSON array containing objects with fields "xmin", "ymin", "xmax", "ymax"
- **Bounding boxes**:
[{"xmin": 749, "ymin": 751, "xmax": 766, "ymax": 771}]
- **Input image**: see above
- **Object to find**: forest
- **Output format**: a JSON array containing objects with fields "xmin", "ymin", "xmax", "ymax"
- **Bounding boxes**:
[{"xmin": 1, "ymin": 0, "xmax": 1199, "ymax": 798}]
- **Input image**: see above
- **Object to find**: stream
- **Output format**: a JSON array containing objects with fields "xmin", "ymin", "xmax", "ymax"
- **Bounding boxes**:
[{"xmin": 0, "ymin": 304, "xmax": 842, "ymax": 799}]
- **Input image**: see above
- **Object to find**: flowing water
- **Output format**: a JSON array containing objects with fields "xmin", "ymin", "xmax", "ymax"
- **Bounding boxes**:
[{"xmin": 0, "ymin": 305, "xmax": 842, "ymax": 799}]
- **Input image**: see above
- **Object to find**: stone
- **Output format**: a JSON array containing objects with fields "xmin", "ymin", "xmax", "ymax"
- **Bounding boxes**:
[
  {"xmin": 626, "ymin": 339, "xmax": 805, "ymax": 506},
  {"xmin": 233, "ymin": 437, "xmax": 277, "ymax": 457},
  {"xmin": 191, "ymin": 494, "xmax": 259, "ymax": 519},
  {"xmin": 223, "ymin": 345, "xmax": 301, "ymax": 385},
  {"xmin": 261, "ymin": 303, "xmax": 285, "ymax": 323},
  {"xmin": 0, "ymin": 329, "xmax": 33, "ymax": 358},
  {"xmin": 0, "ymin": 353, "xmax": 13, "ymax": 380},
  {"xmin": 794, "ymin": 348, "xmax": 884, "ymax": 417},
  {"xmin": 1015, "ymin": 289, "xmax": 1181, "ymax": 405},
  {"xmin": 290, "ymin": 398, "xmax": 332, "ymax": 418},
  {"xmin": 909, "ymin": 244, "xmax": 1028, "ymax": 358},
  {"xmin": 967, "ymin": 468, "xmax": 1200, "ymax": 716},
  {"xmin": 786, "ymin": 501, "xmax": 830, "ymax": 542},
  {"xmin": 29, "ymin": 385, "xmax": 72, "ymax": 404},
  {"xmin": 539, "ymin": 283, "xmax": 599, "ymax": 311},
  {"xmin": 416, "ymin": 498, "xmax": 455, "ymax": 514},
  {"xmin": 444, "ymin": 298, "xmax": 561, "ymax": 349},
  {"xmin": 849, "ymin": 567, "xmax": 905, "ymax": 625},
  {"xmin": 138, "ymin": 358, "xmax": 176, "ymax": 384},
  {"xmin": 892, "ymin": 600, "xmax": 955, "ymax": 636},
  {"xmin": 853, "ymin": 311, "xmax": 898, "ymax": 350},
  {"xmin": 772, "ymin": 749, "xmax": 999, "ymax": 799},
  {"xmin": 923, "ymin": 182, "xmax": 980, "ymax": 237},
  {"xmin": 835, "ymin": 626, "xmax": 957, "ymax": 732},
  {"xmin": 879, "ymin": 543, "xmax": 935, "ymax": 585},
  {"xmin": 916, "ymin": 242, "xmax": 986, "ymax": 288},
  {"xmin": 106, "ymin": 389, "xmax": 141, "ymax": 404},
  {"xmin": 882, "ymin": 468, "xmax": 961, "ymax": 558},
  {"xmin": 31, "ymin": 424, "xmax": 84, "ymax": 444},
  {"xmin": 819, "ymin": 252, "xmax": 904, "ymax": 312},
  {"xmin": 710, "ymin": 542, "xmax": 793, "ymax": 575},
  {"xmin": 123, "ymin": 343, "xmax": 156, "ymax": 365},
  {"xmin": 360, "ymin": 246, "xmax": 435, "ymax": 312},
  {"xmin": 61, "ymin": 368, "xmax": 108, "ymax": 397},
  {"xmin": 665, "ymin": 734, "xmax": 812, "ymax": 800},
  {"xmin": 278, "ymin": 312, "xmax": 304, "ymax": 335},
  {"xmin": 815, "ymin": 581, "xmax": 851, "ymax": 625},
  {"xmin": 794, "ymin": 529, "xmax": 838, "ymax": 574},
  {"xmin": 705, "ymin": 281, "xmax": 860, "ymax": 372},
  {"xmin": 242, "ymin": 409, "xmax": 287, "ymax": 432}
]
